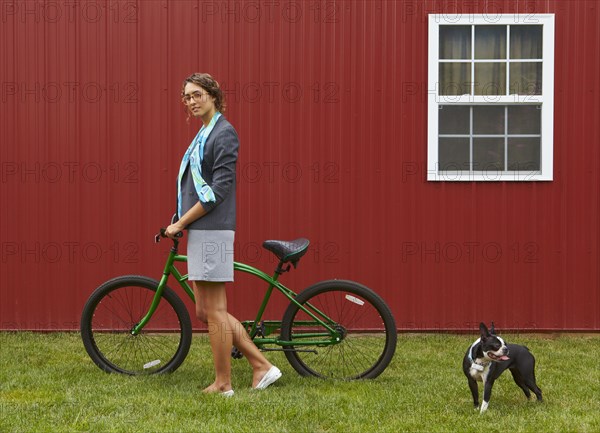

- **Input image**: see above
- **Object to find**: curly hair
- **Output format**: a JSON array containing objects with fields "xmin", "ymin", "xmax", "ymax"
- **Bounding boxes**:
[{"xmin": 181, "ymin": 73, "xmax": 226, "ymax": 114}]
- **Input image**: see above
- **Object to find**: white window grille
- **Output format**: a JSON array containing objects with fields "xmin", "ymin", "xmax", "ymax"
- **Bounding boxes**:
[{"xmin": 428, "ymin": 14, "xmax": 555, "ymax": 181}]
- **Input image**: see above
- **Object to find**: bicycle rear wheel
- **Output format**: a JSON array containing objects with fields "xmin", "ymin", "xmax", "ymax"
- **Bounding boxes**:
[
  {"xmin": 280, "ymin": 280, "xmax": 397, "ymax": 380},
  {"xmin": 80, "ymin": 275, "xmax": 192, "ymax": 375}
]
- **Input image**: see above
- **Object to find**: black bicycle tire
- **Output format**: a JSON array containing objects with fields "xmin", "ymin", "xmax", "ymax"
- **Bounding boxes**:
[
  {"xmin": 280, "ymin": 279, "xmax": 397, "ymax": 379},
  {"xmin": 80, "ymin": 275, "xmax": 192, "ymax": 375}
]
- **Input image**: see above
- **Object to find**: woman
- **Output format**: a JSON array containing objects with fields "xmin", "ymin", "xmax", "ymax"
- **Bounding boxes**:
[{"xmin": 165, "ymin": 73, "xmax": 281, "ymax": 396}]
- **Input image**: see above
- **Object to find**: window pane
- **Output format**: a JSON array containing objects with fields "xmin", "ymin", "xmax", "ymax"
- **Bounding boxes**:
[
  {"xmin": 439, "ymin": 63, "xmax": 471, "ymax": 95},
  {"xmin": 473, "ymin": 138, "xmax": 504, "ymax": 171},
  {"xmin": 508, "ymin": 138, "xmax": 541, "ymax": 170},
  {"xmin": 439, "ymin": 105, "xmax": 470, "ymax": 134},
  {"xmin": 475, "ymin": 26, "xmax": 506, "ymax": 59},
  {"xmin": 508, "ymin": 105, "xmax": 541, "ymax": 134},
  {"xmin": 474, "ymin": 63, "xmax": 506, "ymax": 95},
  {"xmin": 509, "ymin": 62, "xmax": 542, "ymax": 94},
  {"xmin": 439, "ymin": 138, "xmax": 470, "ymax": 171},
  {"xmin": 473, "ymin": 106, "xmax": 504, "ymax": 135},
  {"xmin": 440, "ymin": 26, "xmax": 471, "ymax": 59},
  {"xmin": 510, "ymin": 25, "xmax": 543, "ymax": 59}
]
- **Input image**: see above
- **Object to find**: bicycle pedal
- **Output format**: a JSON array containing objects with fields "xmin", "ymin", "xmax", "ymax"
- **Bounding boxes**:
[
  {"xmin": 250, "ymin": 321, "xmax": 267, "ymax": 339},
  {"xmin": 257, "ymin": 321, "xmax": 266, "ymax": 338},
  {"xmin": 231, "ymin": 346, "xmax": 244, "ymax": 359}
]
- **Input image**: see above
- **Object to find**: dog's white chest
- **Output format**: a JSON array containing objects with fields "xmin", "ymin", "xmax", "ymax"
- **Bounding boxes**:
[{"xmin": 469, "ymin": 362, "xmax": 490, "ymax": 382}]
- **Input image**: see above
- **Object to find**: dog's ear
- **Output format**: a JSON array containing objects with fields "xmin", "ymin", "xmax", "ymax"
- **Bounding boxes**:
[
  {"xmin": 490, "ymin": 321, "xmax": 496, "ymax": 335},
  {"xmin": 479, "ymin": 322, "xmax": 490, "ymax": 339}
]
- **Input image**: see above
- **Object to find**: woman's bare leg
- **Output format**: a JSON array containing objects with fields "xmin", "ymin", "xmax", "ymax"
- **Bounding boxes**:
[
  {"xmin": 224, "ymin": 313, "xmax": 275, "ymax": 387},
  {"xmin": 194, "ymin": 281, "xmax": 278, "ymax": 389},
  {"xmin": 193, "ymin": 281, "xmax": 232, "ymax": 393}
]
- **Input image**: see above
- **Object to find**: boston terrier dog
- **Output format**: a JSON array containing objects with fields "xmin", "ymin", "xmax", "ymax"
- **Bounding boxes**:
[{"xmin": 463, "ymin": 322, "xmax": 543, "ymax": 413}]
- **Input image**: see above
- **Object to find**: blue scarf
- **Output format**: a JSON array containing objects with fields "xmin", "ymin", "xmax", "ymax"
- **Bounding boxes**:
[{"xmin": 177, "ymin": 112, "xmax": 221, "ymax": 218}]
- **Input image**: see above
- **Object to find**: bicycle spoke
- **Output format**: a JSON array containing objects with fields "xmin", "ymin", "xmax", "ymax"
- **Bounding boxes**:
[
  {"xmin": 82, "ymin": 278, "xmax": 192, "ymax": 375},
  {"xmin": 282, "ymin": 281, "xmax": 396, "ymax": 380}
]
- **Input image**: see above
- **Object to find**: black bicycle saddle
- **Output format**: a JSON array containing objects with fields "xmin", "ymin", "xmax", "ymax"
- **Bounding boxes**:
[{"xmin": 262, "ymin": 238, "xmax": 310, "ymax": 267}]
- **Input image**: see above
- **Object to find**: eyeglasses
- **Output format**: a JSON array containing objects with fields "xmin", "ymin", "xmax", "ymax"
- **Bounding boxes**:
[{"xmin": 181, "ymin": 90, "xmax": 207, "ymax": 105}]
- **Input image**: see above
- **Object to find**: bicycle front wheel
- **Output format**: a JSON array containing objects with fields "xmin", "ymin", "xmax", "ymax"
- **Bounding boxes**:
[
  {"xmin": 80, "ymin": 275, "xmax": 192, "ymax": 375},
  {"xmin": 280, "ymin": 280, "xmax": 397, "ymax": 380}
]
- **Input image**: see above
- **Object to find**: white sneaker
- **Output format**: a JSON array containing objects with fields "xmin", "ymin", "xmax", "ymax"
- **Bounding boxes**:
[{"xmin": 254, "ymin": 366, "xmax": 282, "ymax": 390}]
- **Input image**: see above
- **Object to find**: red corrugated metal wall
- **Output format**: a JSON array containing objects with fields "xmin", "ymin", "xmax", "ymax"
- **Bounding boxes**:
[{"xmin": 1, "ymin": 0, "xmax": 599, "ymax": 331}]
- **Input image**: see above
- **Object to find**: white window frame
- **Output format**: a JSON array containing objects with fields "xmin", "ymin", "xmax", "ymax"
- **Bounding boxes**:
[{"xmin": 427, "ymin": 14, "xmax": 555, "ymax": 181}]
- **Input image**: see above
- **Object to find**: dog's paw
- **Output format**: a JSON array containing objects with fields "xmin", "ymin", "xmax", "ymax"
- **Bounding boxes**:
[{"xmin": 479, "ymin": 401, "xmax": 489, "ymax": 414}]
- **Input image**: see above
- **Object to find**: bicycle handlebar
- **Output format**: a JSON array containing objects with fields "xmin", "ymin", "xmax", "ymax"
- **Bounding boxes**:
[{"xmin": 155, "ymin": 228, "xmax": 183, "ymax": 244}]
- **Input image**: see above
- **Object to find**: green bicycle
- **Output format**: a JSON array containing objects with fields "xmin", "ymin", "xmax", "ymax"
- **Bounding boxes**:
[{"xmin": 80, "ymin": 233, "xmax": 397, "ymax": 380}]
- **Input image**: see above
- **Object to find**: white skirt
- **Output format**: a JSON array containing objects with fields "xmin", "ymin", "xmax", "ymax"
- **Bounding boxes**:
[{"xmin": 187, "ymin": 230, "xmax": 235, "ymax": 282}]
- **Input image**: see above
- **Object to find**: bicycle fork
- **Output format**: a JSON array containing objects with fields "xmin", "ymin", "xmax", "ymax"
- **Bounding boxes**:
[
  {"xmin": 130, "ymin": 273, "xmax": 170, "ymax": 336},
  {"xmin": 130, "ymin": 248, "xmax": 182, "ymax": 336}
]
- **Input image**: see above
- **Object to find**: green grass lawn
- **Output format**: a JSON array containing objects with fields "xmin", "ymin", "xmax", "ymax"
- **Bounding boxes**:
[{"xmin": 1, "ymin": 332, "xmax": 599, "ymax": 432}]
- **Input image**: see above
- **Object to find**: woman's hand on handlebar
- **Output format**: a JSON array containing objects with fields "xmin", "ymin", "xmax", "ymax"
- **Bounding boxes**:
[{"xmin": 164, "ymin": 222, "xmax": 184, "ymax": 239}]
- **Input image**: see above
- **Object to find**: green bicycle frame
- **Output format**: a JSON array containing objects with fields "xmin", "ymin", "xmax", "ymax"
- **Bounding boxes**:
[{"xmin": 131, "ymin": 246, "xmax": 342, "ymax": 348}]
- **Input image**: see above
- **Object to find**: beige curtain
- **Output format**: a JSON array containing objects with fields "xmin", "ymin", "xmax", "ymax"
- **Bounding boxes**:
[
  {"xmin": 439, "ymin": 24, "xmax": 542, "ymax": 96},
  {"xmin": 510, "ymin": 25, "xmax": 543, "ymax": 94},
  {"xmin": 439, "ymin": 26, "xmax": 470, "ymax": 95}
]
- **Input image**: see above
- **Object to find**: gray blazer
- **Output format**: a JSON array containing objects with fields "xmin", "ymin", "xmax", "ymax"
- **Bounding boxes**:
[{"xmin": 180, "ymin": 116, "xmax": 239, "ymax": 231}]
